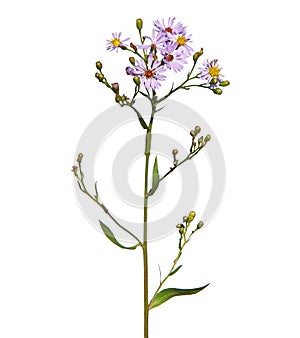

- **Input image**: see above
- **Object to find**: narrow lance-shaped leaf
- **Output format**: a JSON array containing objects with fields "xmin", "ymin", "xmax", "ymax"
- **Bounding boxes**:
[
  {"xmin": 147, "ymin": 156, "xmax": 159, "ymax": 196},
  {"xmin": 99, "ymin": 221, "xmax": 139, "ymax": 250},
  {"xmin": 169, "ymin": 265, "xmax": 183, "ymax": 276},
  {"xmin": 149, "ymin": 284, "xmax": 209, "ymax": 310}
]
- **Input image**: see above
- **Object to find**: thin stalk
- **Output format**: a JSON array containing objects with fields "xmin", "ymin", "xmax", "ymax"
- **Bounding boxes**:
[{"xmin": 143, "ymin": 98, "xmax": 156, "ymax": 338}]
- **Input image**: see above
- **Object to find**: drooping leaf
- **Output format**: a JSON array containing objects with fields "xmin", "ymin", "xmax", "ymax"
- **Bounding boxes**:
[
  {"xmin": 147, "ymin": 156, "xmax": 159, "ymax": 196},
  {"xmin": 169, "ymin": 265, "xmax": 183, "ymax": 276},
  {"xmin": 99, "ymin": 221, "xmax": 139, "ymax": 250},
  {"xmin": 149, "ymin": 284, "xmax": 209, "ymax": 310}
]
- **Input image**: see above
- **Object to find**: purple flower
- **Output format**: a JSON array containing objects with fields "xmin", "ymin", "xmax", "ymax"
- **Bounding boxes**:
[
  {"xmin": 199, "ymin": 59, "xmax": 224, "ymax": 85},
  {"xmin": 137, "ymin": 29, "xmax": 166, "ymax": 52},
  {"xmin": 161, "ymin": 42, "xmax": 188, "ymax": 72},
  {"xmin": 106, "ymin": 32, "xmax": 130, "ymax": 52},
  {"xmin": 154, "ymin": 17, "xmax": 186, "ymax": 37},
  {"xmin": 133, "ymin": 54, "xmax": 166, "ymax": 90},
  {"xmin": 170, "ymin": 33, "xmax": 193, "ymax": 55}
]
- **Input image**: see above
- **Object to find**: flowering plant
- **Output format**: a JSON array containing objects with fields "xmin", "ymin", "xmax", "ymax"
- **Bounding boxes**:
[{"xmin": 72, "ymin": 17, "xmax": 229, "ymax": 338}]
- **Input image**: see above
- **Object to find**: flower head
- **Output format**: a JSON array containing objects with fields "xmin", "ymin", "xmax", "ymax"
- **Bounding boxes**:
[
  {"xmin": 161, "ymin": 42, "xmax": 188, "ymax": 72},
  {"xmin": 199, "ymin": 59, "xmax": 224, "ymax": 86},
  {"xmin": 137, "ymin": 29, "xmax": 166, "ymax": 52},
  {"xmin": 132, "ymin": 54, "xmax": 166, "ymax": 90},
  {"xmin": 154, "ymin": 17, "xmax": 186, "ymax": 37},
  {"xmin": 106, "ymin": 32, "xmax": 130, "ymax": 52},
  {"xmin": 170, "ymin": 33, "xmax": 193, "ymax": 55}
]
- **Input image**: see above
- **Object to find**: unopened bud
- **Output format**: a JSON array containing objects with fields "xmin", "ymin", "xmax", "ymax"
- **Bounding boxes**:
[
  {"xmin": 198, "ymin": 136, "xmax": 203, "ymax": 144},
  {"xmin": 71, "ymin": 165, "xmax": 78, "ymax": 175},
  {"xmin": 95, "ymin": 73, "xmax": 105, "ymax": 81},
  {"xmin": 204, "ymin": 135, "xmax": 211, "ymax": 142},
  {"xmin": 193, "ymin": 52, "xmax": 200, "ymax": 62},
  {"xmin": 190, "ymin": 130, "xmax": 195, "ymax": 138},
  {"xmin": 172, "ymin": 149, "xmax": 178, "ymax": 156},
  {"xmin": 210, "ymin": 78, "xmax": 218, "ymax": 85},
  {"xmin": 129, "ymin": 57, "xmax": 135, "ymax": 65},
  {"xmin": 176, "ymin": 223, "xmax": 183, "ymax": 229},
  {"xmin": 197, "ymin": 221, "xmax": 204, "ymax": 229},
  {"xmin": 179, "ymin": 227, "xmax": 184, "ymax": 234},
  {"xmin": 219, "ymin": 80, "xmax": 230, "ymax": 87},
  {"xmin": 213, "ymin": 88, "xmax": 223, "ymax": 95},
  {"xmin": 77, "ymin": 153, "xmax": 83, "ymax": 164},
  {"xmin": 111, "ymin": 82, "xmax": 119, "ymax": 94},
  {"xmin": 115, "ymin": 94, "xmax": 122, "ymax": 103},
  {"xmin": 183, "ymin": 216, "xmax": 188, "ymax": 222},
  {"xmin": 194, "ymin": 126, "xmax": 201, "ymax": 134},
  {"xmin": 188, "ymin": 211, "xmax": 196, "ymax": 221},
  {"xmin": 130, "ymin": 42, "xmax": 137, "ymax": 51},
  {"xmin": 136, "ymin": 18, "xmax": 143, "ymax": 30},
  {"xmin": 133, "ymin": 76, "xmax": 141, "ymax": 86},
  {"xmin": 95, "ymin": 61, "xmax": 102, "ymax": 70}
]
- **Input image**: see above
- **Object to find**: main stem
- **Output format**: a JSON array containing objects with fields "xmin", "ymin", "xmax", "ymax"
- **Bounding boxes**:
[{"xmin": 143, "ymin": 99, "xmax": 156, "ymax": 338}]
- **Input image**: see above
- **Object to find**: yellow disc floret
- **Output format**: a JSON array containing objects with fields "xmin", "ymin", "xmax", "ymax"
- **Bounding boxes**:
[
  {"xmin": 176, "ymin": 35, "xmax": 186, "ymax": 46},
  {"xmin": 111, "ymin": 38, "xmax": 121, "ymax": 47}
]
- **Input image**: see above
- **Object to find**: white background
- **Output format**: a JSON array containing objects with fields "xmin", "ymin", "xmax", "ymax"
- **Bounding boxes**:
[{"xmin": 1, "ymin": 1, "xmax": 300, "ymax": 337}]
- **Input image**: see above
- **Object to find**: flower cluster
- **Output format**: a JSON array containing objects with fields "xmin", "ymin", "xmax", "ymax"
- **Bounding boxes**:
[{"xmin": 99, "ymin": 17, "xmax": 230, "ymax": 97}]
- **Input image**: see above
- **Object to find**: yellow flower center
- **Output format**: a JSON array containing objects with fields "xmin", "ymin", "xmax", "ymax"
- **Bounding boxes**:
[
  {"xmin": 176, "ymin": 36, "xmax": 186, "ymax": 46},
  {"xmin": 111, "ymin": 38, "xmax": 121, "ymax": 47},
  {"xmin": 208, "ymin": 66, "xmax": 221, "ymax": 78}
]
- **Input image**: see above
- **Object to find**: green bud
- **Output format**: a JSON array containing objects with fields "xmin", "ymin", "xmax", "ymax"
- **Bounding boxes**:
[
  {"xmin": 133, "ymin": 76, "xmax": 141, "ymax": 86},
  {"xmin": 136, "ymin": 18, "xmax": 143, "ymax": 30},
  {"xmin": 190, "ymin": 130, "xmax": 195, "ymax": 138},
  {"xmin": 95, "ymin": 73, "xmax": 105, "ymax": 82},
  {"xmin": 129, "ymin": 57, "xmax": 135, "ymax": 65},
  {"xmin": 197, "ymin": 221, "xmax": 204, "ymax": 229},
  {"xmin": 219, "ymin": 80, "xmax": 230, "ymax": 87},
  {"xmin": 115, "ymin": 94, "xmax": 122, "ymax": 103},
  {"xmin": 179, "ymin": 227, "xmax": 184, "ymax": 234},
  {"xmin": 198, "ymin": 136, "xmax": 203, "ymax": 144},
  {"xmin": 194, "ymin": 126, "xmax": 201, "ymax": 135},
  {"xmin": 204, "ymin": 135, "xmax": 211, "ymax": 142},
  {"xmin": 77, "ymin": 153, "xmax": 83, "ymax": 164},
  {"xmin": 176, "ymin": 223, "xmax": 183, "ymax": 228},
  {"xmin": 172, "ymin": 149, "xmax": 178, "ymax": 156},
  {"xmin": 210, "ymin": 78, "xmax": 218, "ymax": 85},
  {"xmin": 95, "ymin": 61, "xmax": 102, "ymax": 70},
  {"xmin": 213, "ymin": 88, "xmax": 223, "ymax": 95},
  {"xmin": 193, "ymin": 52, "xmax": 200, "ymax": 62},
  {"xmin": 188, "ymin": 211, "xmax": 196, "ymax": 221}
]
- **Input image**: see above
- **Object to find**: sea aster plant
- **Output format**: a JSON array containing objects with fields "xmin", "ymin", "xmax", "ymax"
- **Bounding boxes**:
[
  {"xmin": 106, "ymin": 32, "xmax": 130, "ymax": 52},
  {"xmin": 133, "ymin": 54, "xmax": 166, "ymax": 90},
  {"xmin": 199, "ymin": 59, "xmax": 224, "ymax": 86}
]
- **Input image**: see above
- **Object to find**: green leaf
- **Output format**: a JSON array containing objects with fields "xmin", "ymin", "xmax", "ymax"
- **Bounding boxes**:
[
  {"xmin": 169, "ymin": 265, "xmax": 183, "ymax": 276},
  {"xmin": 147, "ymin": 156, "xmax": 159, "ymax": 196},
  {"xmin": 99, "ymin": 221, "xmax": 139, "ymax": 250},
  {"xmin": 149, "ymin": 284, "xmax": 209, "ymax": 310}
]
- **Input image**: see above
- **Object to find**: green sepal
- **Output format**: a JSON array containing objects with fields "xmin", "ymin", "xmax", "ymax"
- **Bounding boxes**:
[
  {"xmin": 147, "ymin": 156, "xmax": 159, "ymax": 196},
  {"xmin": 99, "ymin": 221, "xmax": 139, "ymax": 250},
  {"xmin": 149, "ymin": 284, "xmax": 209, "ymax": 310},
  {"xmin": 169, "ymin": 265, "xmax": 182, "ymax": 276}
]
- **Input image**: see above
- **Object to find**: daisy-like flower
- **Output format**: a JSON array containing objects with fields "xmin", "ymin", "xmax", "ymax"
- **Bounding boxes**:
[
  {"xmin": 133, "ymin": 54, "xmax": 166, "ymax": 90},
  {"xmin": 154, "ymin": 17, "xmax": 186, "ymax": 37},
  {"xmin": 170, "ymin": 33, "xmax": 193, "ymax": 55},
  {"xmin": 199, "ymin": 59, "xmax": 224, "ymax": 85},
  {"xmin": 106, "ymin": 32, "xmax": 130, "ymax": 52},
  {"xmin": 137, "ymin": 29, "xmax": 166, "ymax": 52},
  {"xmin": 161, "ymin": 42, "xmax": 188, "ymax": 72}
]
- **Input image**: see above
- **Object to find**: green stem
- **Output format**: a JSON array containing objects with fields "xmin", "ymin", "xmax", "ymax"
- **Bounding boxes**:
[{"xmin": 143, "ymin": 98, "xmax": 156, "ymax": 338}]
